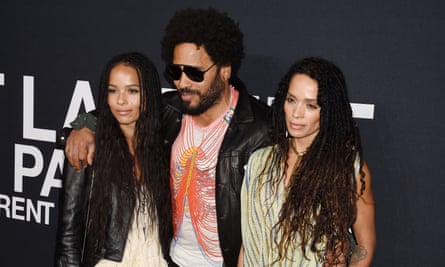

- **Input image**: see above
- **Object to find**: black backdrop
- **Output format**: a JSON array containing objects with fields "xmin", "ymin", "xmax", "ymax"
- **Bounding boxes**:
[{"xmin": 1, "ymin": 1, "xmax": 444, "ymax": 266}]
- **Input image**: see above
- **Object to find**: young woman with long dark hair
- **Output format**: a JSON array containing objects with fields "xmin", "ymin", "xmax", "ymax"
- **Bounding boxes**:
[{"xmin": 56, "ymin": 52, "xmax": 172, "ymax": 267}]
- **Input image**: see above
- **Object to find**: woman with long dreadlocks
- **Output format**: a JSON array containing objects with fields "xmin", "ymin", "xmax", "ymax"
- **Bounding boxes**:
[
  {"xmin": 56, "ymin": 52, "xmax": 172, "ymax": 266},
  {"xmin": 240, "ymin": 57, "xmax": 375, "ymax": 266}
]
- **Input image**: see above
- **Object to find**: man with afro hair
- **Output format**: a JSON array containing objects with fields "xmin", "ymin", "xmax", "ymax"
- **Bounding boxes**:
[{"xmin": 160, "ymin": 8, "xmax": 270, "ymax": 266}]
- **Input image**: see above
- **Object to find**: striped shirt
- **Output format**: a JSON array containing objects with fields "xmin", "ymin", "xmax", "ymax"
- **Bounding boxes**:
[{"xmin": 241, "ymin": 146, "xmax": 324, "ymax": 267}]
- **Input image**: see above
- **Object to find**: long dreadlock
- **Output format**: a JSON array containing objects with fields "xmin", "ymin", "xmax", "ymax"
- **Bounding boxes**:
[{"xmin": 262, "ymin": 57, "xmax": 365, "ymax": 264}]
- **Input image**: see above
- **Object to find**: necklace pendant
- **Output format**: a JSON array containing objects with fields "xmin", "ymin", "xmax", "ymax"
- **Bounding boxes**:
[{"xmin": 289, "ymin": 139, "xmax": 306, "ymax": 157}]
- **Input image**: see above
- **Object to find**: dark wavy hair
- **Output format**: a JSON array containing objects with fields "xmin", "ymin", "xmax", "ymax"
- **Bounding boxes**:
[
  {"xmin": 161, "ymin": 8, "xmax": 244, "ymax": 75},
  {"xmin": 85, "ymin": 52, "xmax": 172, "ymax": 262},
  {"xmin": 265, "ymin": 57, "xmax": 365, "ymax": 264}
]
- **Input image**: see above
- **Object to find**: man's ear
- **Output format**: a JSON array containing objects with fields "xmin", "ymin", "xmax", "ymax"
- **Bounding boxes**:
[{"xmin": 219, "ymin": 65, "xmax": 232, "ymax": 81}]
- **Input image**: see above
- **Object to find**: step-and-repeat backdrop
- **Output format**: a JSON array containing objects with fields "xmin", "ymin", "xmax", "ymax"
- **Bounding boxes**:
[{"xmin": 1, "ymin": 1, "xmax": 444, "ymax": 266}]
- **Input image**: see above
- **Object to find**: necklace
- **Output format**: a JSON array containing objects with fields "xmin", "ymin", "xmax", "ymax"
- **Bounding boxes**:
[
  {"xmin": 138, "ymin": 188, "xmax": 149, "ymax": 237},
  {"xmin": 289, "ymin": 139, "xmax": 306, "ymax": 157}
]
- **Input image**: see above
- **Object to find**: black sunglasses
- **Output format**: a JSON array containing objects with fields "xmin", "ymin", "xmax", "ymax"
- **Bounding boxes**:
[{"xmin": 166, "ymin": 63, "xmax": 216, "ymax": 82}]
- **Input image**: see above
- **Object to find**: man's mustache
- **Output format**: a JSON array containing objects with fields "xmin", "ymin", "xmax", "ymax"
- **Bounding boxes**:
[{"xmin": 178, "ymin": 88, "xmax": 201, "ymax": 96}]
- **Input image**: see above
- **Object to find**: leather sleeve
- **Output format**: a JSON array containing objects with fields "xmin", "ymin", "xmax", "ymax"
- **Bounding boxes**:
[
  {"xmin": 56, "ymin": 110, "xmax": 98, "ymax": 149},
  {"xmin": 56, "ymin": 127, "xmax": 72, "ymax": 149},
  {"xmin": 55, "ymin": 164, "xmax": 88, "ymax": 267}
]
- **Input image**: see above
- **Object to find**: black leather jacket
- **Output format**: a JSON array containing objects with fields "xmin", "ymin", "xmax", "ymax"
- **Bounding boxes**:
[
  {"xmin": 161, "ymin": 86, "xmax": 271, "ymax": 267},
  {"xmin": 55, "ymin": 164, "xmax": 134, "ymax": 267},
  {"xmin": 55, "ymin": 85, "xmax": 271, "ymax": 267}
]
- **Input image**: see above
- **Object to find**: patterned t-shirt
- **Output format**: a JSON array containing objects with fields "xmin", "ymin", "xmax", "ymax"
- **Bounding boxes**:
[{"xmin": 170, "ymin": 88, "xmax": 238, "ymax": 266}]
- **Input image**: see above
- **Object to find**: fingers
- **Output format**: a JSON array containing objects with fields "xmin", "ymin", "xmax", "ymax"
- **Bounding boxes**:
[
  {"xmin": 64, "ymin": 128, "xmax": 96, "ymax": 171},
  {"xmin": 65, "ymin": 130, "xmax": 84, "ymax": 171},
  {"xmin": 87, "ymin": 143, "xmax": 95, "ymax": 166},
  {"xmin": 65, "ymin": 133, "xmax": 79, "ymax": 170}
]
